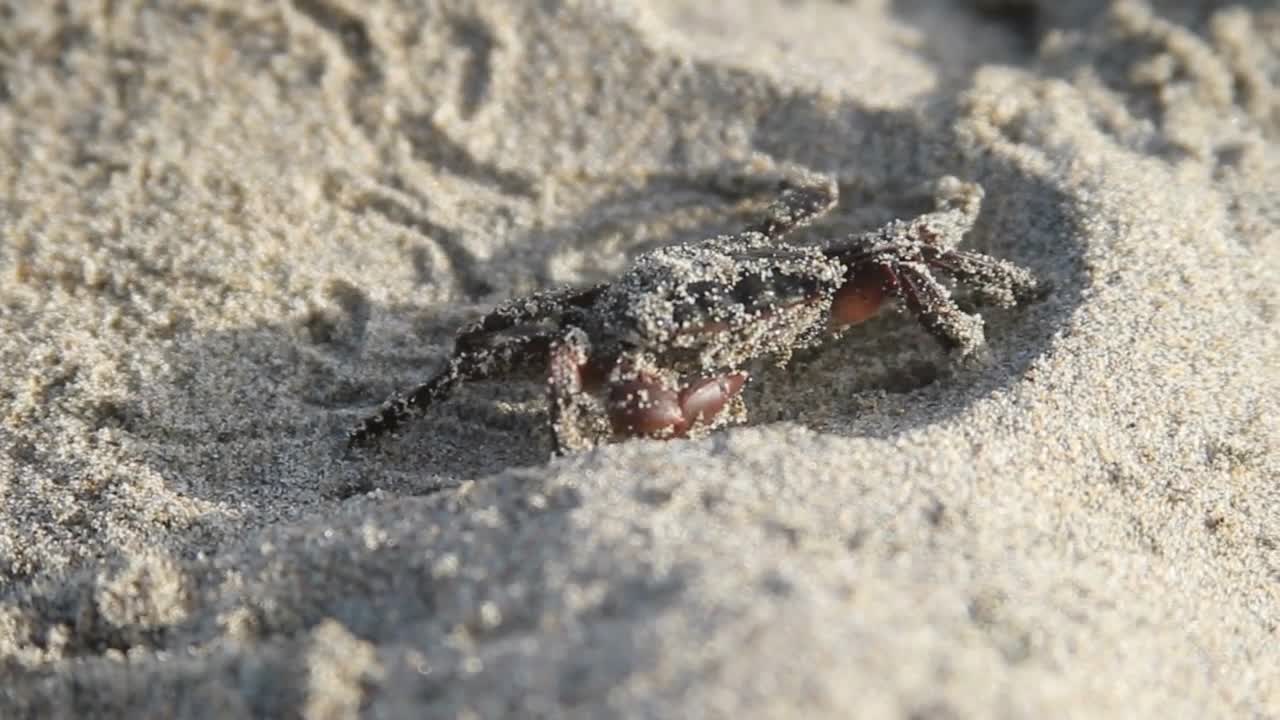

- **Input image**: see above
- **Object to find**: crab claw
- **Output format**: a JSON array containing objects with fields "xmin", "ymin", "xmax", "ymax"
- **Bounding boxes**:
[
  {"xmin": 608, "ymin": 372, "xmax": 748, "ymax": 439},
  {"xmin": 679, "ymin": 372, "xmax": 749, "ymax": 431}
]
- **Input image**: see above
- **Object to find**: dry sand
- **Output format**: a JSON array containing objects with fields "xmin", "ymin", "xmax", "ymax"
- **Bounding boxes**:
[{"xmin": 1, "ymin": 0, "xmax": 1278, "ymax": 717}]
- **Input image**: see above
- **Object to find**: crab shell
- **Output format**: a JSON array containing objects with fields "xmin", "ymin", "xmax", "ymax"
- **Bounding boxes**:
[{"xmin": 584, "ymin": 235, "xmax": 850, "ymax": 375}]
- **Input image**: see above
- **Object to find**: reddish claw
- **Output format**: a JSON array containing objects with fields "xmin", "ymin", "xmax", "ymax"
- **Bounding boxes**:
[{"xmin": 608, "ymin": 372, "xmax": 748, "ymax": 438}]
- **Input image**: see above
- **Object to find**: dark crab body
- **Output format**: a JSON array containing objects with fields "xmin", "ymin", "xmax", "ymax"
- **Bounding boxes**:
[{"xmin": 348, "ymin": 171, "xmax": 1040, "ymax": 455}]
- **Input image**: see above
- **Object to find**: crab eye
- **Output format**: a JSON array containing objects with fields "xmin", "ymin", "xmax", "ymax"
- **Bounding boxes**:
[
  {"xmin": 731, "ymin": 275, "xmax": 771, "ymax": 303},
  {"xmin": 682, "ymin": 280, "xmax": 721, "ymax": 297}
]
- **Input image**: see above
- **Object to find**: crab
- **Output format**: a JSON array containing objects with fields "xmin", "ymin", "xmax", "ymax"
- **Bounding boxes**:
[{"xmin": 347, "ymin": 170, "xmax": 1040, "ymax": 455}]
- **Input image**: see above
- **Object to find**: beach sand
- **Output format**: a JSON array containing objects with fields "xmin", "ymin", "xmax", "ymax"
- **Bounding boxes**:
[{"xmin": 1, "ymin": 1, "xmax": 1277, "ymax": 717}]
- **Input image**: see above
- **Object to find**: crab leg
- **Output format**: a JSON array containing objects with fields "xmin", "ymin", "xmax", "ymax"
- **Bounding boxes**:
[
  {"xmin": 827, "ymin": 228, "xmax": 1033, "ymax": 354},
  {"xmin": 347, "ymin": 333, "xmax": 551, "ymax": 448},
  {"xmin": 891, "ymin": 263, "xmax": 986, "ymax": 354},
  {"xmin": 455, "ymin": 284, "xmax": 604, "ymax": 350},
  {"xmin": 546, "ymin": 328, "xmax": 598, "ymax": 456},
  {"xmin": 744, "ymin": 172, "xmax": 838, "ymax": 240},
  {"xmin": 921, "ymin": 247, "xmax": 1040, "ymax": 307}
]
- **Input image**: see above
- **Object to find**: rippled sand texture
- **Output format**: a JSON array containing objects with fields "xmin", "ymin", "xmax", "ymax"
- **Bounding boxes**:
[{"xmin": 1, "ymin": 1, "xmax": 1277, "ymax": 717}]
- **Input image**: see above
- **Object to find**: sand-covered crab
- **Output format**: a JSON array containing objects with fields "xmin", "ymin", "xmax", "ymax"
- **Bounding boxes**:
[{"xmin": 348, "ymin": 171, "xmax": 1040, "ymax": 455}]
